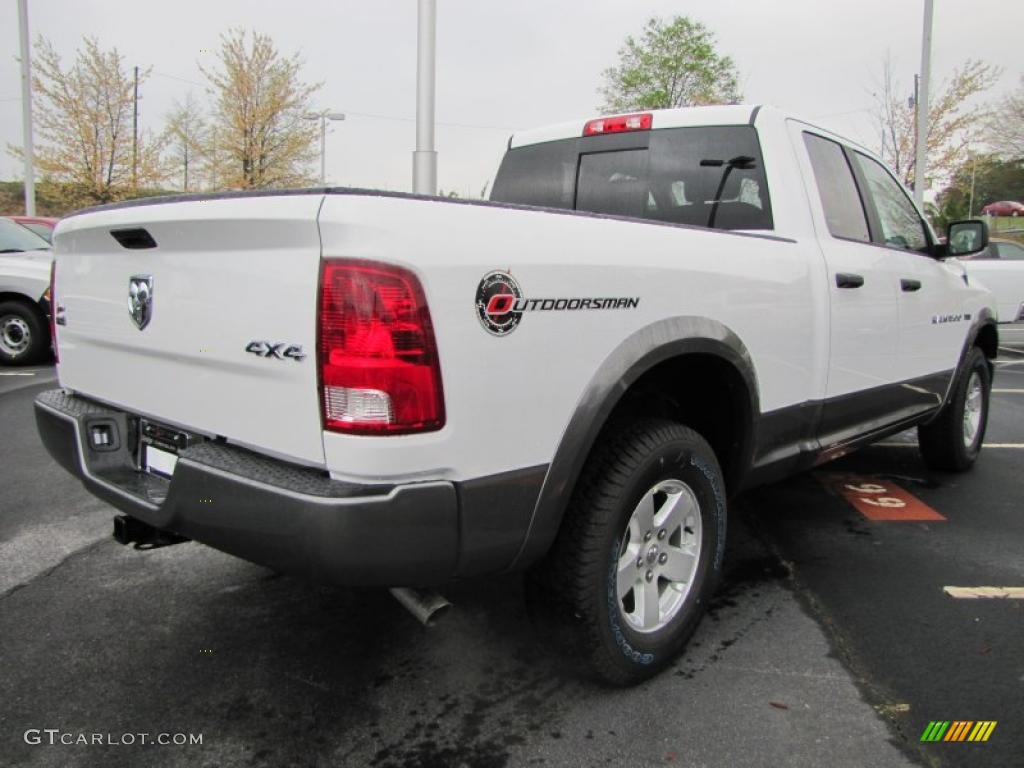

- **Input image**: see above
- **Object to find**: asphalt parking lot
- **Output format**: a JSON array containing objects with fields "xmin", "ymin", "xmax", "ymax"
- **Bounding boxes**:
[{"xmin": 1, "ymin": 330, "xmax": 1022, "ymax": 768}]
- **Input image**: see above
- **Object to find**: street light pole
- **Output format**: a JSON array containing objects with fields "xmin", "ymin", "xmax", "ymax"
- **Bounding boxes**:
[
  {"xmin": 17, "ymin": 0, "xmax": 35, "ymax": 216},
  {"xmin": 413, "ymin": 0, "xmax": 437, "ymax": 195},
  {"xmin": 914, "ymin": 0, "xmax": 934, "ymax": 210},
  {"xmin": 303, "ymin": 111, "xmax": 345, "ymax": 186}
]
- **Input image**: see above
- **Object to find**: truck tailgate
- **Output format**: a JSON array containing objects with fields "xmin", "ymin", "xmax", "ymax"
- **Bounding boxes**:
[{"xmin": 53, "ymin": 194, "xmax": 327, "ymax": 466}]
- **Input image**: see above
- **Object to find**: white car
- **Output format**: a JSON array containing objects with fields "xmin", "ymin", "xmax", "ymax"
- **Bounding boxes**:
[
  {"xmin": 0, "ymin": 217, "xmax": 53, "ymax": 364},
  {"xmin": 960, "ymin": 239, "xmax": 1024, "ymax": 322},
  {"xmin": 35, "ymin": 105, "xmax": 997, "ymax": 684}
]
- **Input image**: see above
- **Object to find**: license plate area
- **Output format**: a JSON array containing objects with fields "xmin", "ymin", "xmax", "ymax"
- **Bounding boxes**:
[
  {"xmin": 139, "ymin": 420, "xmax": 198, "ymax": 478},
  {"xmin": 143, "ymin": 444, "xmax": 178, "ymax": 478}
]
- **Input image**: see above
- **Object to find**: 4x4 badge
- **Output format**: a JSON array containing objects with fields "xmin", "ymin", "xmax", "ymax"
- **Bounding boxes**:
[
  {"xmin": 128, "ymin": 275, "xmax": 154, "ymax": 330},
  {"xmin": 245, "ymin": 341, "xmax": 306, "ymax": 361}
]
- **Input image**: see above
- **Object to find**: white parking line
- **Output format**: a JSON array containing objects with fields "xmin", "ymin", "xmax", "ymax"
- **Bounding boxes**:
[
  {"xmin": 992, "ymin": 389, "xmax": 1024, "ymax": 393},
  {"xmin": 998, "ymin": 346, "xmax": 1024, "ymax": 355},
  {"xmin": 0, "ymin": 372, "xmax": 35, "ymax": 376},
  {"xmin": 874, "ymin": 442, "xmax": 1024, "ymax": 449},
  {"xmin": 943, "ymin": 586, "xmax": 1024, "ymax": 599}
]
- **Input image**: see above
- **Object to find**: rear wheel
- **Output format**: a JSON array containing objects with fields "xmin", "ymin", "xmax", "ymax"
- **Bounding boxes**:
[
  {"xmin": 526, "ymin": 419, "xmax": 726, "ymax": 685},
  {"xmin": 0, "ymin": 300, "xmax": 49, "ymax": 366},
  {"xmin": 917, "ymin": 347, "xmax": 990, "ymax": 471}
]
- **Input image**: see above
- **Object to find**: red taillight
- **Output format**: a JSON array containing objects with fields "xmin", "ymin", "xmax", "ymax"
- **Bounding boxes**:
[
  {"xmin": 318, "ymin": 259, "xmax": 444, "ymax": 435},
  {"xmin": 48, "ymin": 260, "xmax": 58, "ymax": 363},
  {"xmin": 583, "ymin": 113, "xmax": 653, "ymax": 136}
]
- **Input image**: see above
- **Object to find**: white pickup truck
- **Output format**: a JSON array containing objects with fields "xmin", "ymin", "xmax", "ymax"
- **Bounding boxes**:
[{"xmin": 36, "ymin": 105, "xmax": 997, "ymax": 685}]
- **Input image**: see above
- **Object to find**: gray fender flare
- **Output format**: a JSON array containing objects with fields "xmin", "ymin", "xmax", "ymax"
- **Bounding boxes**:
[
  {"xmin": 936, "ymin": 307, "xmax": 998, "ymax": 412},
  {"xmin": 508, "ymin": 316, "xmax": 759, "ymax": 570}
]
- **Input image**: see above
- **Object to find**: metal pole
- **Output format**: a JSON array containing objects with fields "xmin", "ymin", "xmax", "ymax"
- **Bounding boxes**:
[
  {"xmin": 132, "ymin": 65, "xmax": 139, "ymax": 192},
  {"xmin": 210, "ymin": 127, "xmax": 218, "ymax": 190},
  {"xmin": 413, "ymin": 0, "xmax": 437, "ymax": 195},
  {"xmin": 183, "ymin": 126, "xmax": 189, "ymax": 192},
  {"xmin": 320, "ymin": 115, "xmax": 326, "ymax": 185},
  {"xmin": 17, "ymin": 0, "xmax": 35, "ymax": 216},
  {"xmin": 913, "ymin": 0, "xmax": 933, "ymax": 209},
  {"xmin": 968, "ymin": 158, "xmax": 976, "ymax": 218}
]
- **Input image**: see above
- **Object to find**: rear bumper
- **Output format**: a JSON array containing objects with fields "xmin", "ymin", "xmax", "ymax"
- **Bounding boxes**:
[{"xmin": 34, "ymin": 389, "xmax": 460, "ymax": 586}]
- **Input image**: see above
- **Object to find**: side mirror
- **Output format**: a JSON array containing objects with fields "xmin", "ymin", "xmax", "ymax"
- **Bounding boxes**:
[{"xmin": 945, "ymin": 219, "xmax": 989, "ymax": 258}]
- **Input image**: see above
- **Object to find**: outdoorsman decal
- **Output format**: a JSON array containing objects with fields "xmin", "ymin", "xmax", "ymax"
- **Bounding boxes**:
[{"xmin": 475, "ymin": 270, "xmax": 640, "ymax": 337}]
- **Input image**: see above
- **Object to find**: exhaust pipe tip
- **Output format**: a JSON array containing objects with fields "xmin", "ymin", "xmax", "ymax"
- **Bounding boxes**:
[{"xmin": 389, "ymin": 587, "xmax": 452, "ymax": 627}]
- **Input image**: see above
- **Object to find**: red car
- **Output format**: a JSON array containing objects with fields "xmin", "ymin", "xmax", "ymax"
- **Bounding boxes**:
[
  {"xmin": 7, "ymin": 215, "xmax": 59, "ymax": 243},
  {"xmin": 981, "ymin": 200, "xmax": 1024, "ymax": 217}
]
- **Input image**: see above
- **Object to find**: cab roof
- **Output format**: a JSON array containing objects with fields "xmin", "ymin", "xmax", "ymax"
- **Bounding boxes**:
[{"xmin": 509, "ymin": 104, "xmax": 770, "ymax": 149}]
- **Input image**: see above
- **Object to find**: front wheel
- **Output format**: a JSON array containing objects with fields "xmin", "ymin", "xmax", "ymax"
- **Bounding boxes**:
[
  {"xmin": 526, "ymin": 419, "xmax": 727, "ymax": 685},
  {"xmin": 918, "ymin": 347, "xmax": 991, "ymax": 471}
]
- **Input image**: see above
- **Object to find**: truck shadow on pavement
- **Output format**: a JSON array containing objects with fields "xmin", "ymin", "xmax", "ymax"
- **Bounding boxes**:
[{"xmin": 2, "ymin": 504, "xmax": 802, "ymax": 768}]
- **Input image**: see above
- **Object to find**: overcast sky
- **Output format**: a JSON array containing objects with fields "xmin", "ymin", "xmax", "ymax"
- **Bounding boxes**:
[{"xmin": 1, "ymin": 0, "xmax": 1021, "ymax": 197}]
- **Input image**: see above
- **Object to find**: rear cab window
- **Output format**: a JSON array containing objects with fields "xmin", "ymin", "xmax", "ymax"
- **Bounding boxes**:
[{"xmin": 491, "ymin": 125, "xmax": 774, "ymax": 232}]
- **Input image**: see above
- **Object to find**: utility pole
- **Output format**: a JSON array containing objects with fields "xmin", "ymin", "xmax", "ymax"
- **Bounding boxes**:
[
  {"xmin": 319, "ymin": 116, "xmax": 326, "ymax": 184},
  {"xmin": 968, "ymin": 156, "xmax": 977, "ymax": 218},
  {"xmin": 183, "ymin": 123, "xmax": 190, "ymax": 192},
  {"xmin": 413, "ymin": 0, "xmax": 437, "ymax": 195},
  {"xmin": 17, "ymin": 0, "xmax": 35, "ymax": 216},
  {"xmin": 913, "ymin": 0, "xmax": 934, "ymax": 209},
  {"xmin": 132, "ymin": 65, "xmax": 139, "ymax": 193},
  {"xmin": 210, "ymin": 127, "xmax": 218, "ymax": 190}
]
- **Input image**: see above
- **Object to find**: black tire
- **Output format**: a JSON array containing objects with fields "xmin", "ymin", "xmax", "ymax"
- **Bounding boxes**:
[
  {"xmin": 917, "ymin": 347, "xmax": 990, "ymax": 471},
  {"xmin": 0, "ymin": 299, "xmax": 50, "ymax": 366},
  {"xmin": 525, "ymin": 419, "xmax": 727, "ymax": 686}
]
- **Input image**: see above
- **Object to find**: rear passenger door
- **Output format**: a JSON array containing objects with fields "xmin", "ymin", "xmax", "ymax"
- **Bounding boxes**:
[{"xmin": 798, "ymin": 129, "xmax": 903, "ymax": 445}]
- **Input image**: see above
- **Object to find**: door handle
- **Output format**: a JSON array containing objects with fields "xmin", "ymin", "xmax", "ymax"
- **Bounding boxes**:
[
  {"xmin": 836, "ymin": 273, "xmax": 864, "ymax": 289},
  {"xmin": 901, "ymin": 278, "xmax": 922, "ymax": 292}
]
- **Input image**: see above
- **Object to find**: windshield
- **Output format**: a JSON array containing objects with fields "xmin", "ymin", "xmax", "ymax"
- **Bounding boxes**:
[
  {"xmin": 21, "ymin": 222, "xmax": 55, "ymax": 243},
  {"xmin": 0, "ymin": 218, "xmax": 52, "ymax": 253}
]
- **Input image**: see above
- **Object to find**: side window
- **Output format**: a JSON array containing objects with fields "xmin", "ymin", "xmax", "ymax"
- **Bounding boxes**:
[
  {"xmin": 802, "ymin": 133, "xmax": 870, "ymax": 242},
  {"xmin": 852, "ymin": 152, "xmax": 929, "ymax": 253},
  {"xmin": 646, "ymin": 126, "xmax": 773, "ymax": 230}
]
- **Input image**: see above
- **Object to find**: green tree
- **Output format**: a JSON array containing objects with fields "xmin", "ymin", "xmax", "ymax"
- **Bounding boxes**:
[
  {"xmin": 9, "ymin": 37, "xmax": 166, "ymax": 208},
  {"xmin": 931, "ymin": 155, "xmax": 1024, "ymax": 230},
  {"xmin": 599, "ymin": 16, "xmax": 740, "ymax": 112},
  {"xmin": 201, "ymin": 29, "xmax": 320, "ymax": 189}
]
